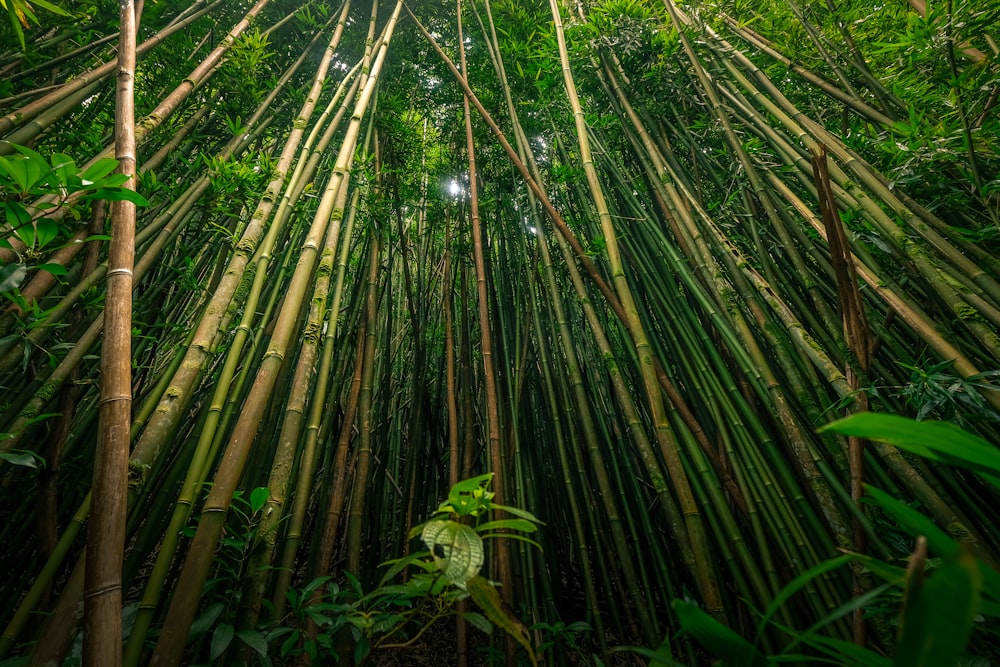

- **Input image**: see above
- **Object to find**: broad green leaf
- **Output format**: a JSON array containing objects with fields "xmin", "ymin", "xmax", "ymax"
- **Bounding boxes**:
[
  {"xmin": 210, "ymin": 622, "xmax": 234, "ymax": 661},
  {"xmin": 478, "ymin": 532, "xmax": 542, "ymax": 551},
  {"xmin": 0, "ymin": 263, "xmax": 27, "ymax": 292},
  {"xmin": 467, "ymin": 575, "xmax": 536, "ymax": 665},
  {"xmin": 378, "ymin": 550, "xmax": 433, "ymax": 584},
  {"xmin": 4, "ymin": 202, "xmax": 31, "ymax": 230},
  {"xmin": 85, "ymin": 187, "xmax": 149, "ymax": 206},
  {"xmin": 299, "ymin": 575, "xmax": 332, "ymax": 599},
  {"xmin": 475, "ymin": 518, "xmax": 538, "ymax": 533},
  {"xmin": 673, "ymin": 599, "xmax": 770, "ymax": 667},
  {"xmin": 80, "ymin": 158, "xmax": 120, "ymax": 184},
  {"xmin": 35, "ymin": 218, "xmax": 58, "ymax": 248},
  {"xmin": 11, "ymin": 145, "xmax": 48, "ymax": 190},
  {"xmin": 237, "ymin": 629, "xmax": 269, "ymax": 657},
  {"xmin": 249, "ymin": 486, "xmax": 269, "ymax": 513},
  {"xmin": 488, "ymin": 503, "xmax": 544, "ymax": 524},
  {"xmin": 893, "ymin": 549, "xmax": 980, "ymax": 667},
  {"xmin": 0, "ymin": 155, "xmax": 29, "ymax": 191},
  {"xmin": 422, "ymin": 519, "xmax": 484, "ymax": 584},
  {"xmin": 13, "ymin": 222, "xmax": 34, "ymax": 248},
  {"xmin": 188, "ymin": 602, "xmax": 225, "ymax": 640},
  {"xmin": 354, "ymin": 634, "xmax": 370, "ymax": 664},
  {"xmin": 463, "ymin": 611, "xmax": 493, "ymax": 634},
  {"xmin": 0, "ymin": 451, "xmax": 43, "ymax": 468},
  {"xmin": 50, "ymin": 153, "xmax": 75, "ymax": 186},
  {"xmin": 822, "ymin": 414, "xmax": 1000, "ymax": 489},
  {"xmin": 35, "ymin": 263, "xmax": 68, "ymax": 276}
]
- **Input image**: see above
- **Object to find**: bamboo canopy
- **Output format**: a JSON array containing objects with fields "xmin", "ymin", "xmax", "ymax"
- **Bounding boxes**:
[{"xmin": 1, "ymin": 0, "xmax": 998, "ymax": 663}]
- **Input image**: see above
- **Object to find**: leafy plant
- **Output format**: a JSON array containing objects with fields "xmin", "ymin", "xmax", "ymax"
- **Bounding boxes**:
[
  {"xmin": 182, "ymin": 475, "xmax": 545, "ymax": 665},
  {"xmin": 183, "ymin": 487, "xmax": 272, "ymax": 666},
  {"xmin": 892, "ymin": 359, "xmax": 1000, "ymax": 426},
  {"xmin": 0, "ymin": 144, "xmax": 148, "ymax": 300},
  {"xmin": 666, "ymin": 414, "xmax": 1000, "ymax": 666}
]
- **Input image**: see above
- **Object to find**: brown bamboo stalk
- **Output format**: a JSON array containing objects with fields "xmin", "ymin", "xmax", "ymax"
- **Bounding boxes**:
[{"xmin": 83, "ymin": 0, "xmax": 137, "ymax": 662}]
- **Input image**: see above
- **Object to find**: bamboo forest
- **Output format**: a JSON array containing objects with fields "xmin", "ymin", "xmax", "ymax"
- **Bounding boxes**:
[{"xmin": 1, "ymin": 0, "xmax": 999, "ymax": 663}]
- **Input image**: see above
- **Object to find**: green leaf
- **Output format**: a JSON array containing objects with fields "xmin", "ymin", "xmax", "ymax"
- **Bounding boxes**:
[
  {"xmin": 25, "ymin": 0, "xmax": 70, "ymax": 17},
  {"xmin": 864, "ymin": 485, "xmax": 959, "ymax": 559},
  {"xmin": 422, "ymin": 519, "xmax": 484, "ymax": 584},
  {"xmin": 50, "ymin": 153, "xmax": 75, "ymax": 186},
  {"xmin": 80, "ymin": 158, "xmax": 120, "ymax": 183},
  {"xmin": 822, "ymin": 414, "xmax": 1000, "ymax": 489},
  {"xmin": 488, "ymin": 503, "xmax": 544, "ymax": 524},
  {"xmin": 236, "ymin": 629, "xmax": 269, "ymax": 657},
  {"xmin": 463, "ymin": 611, "xmax": 493, "ymax": 635},
  {"xmin": 188, "ymin": 602, "xmax": 225, "ymax": 640},
  {"xmin": 0, "ymin": 450, "xmax": 44, "ymax": 468},
  {"xmin": 35, "ymin": 218, "xmax": 58, "ymax": 248},
  {"xmin": 467, "ymin": 575, "xmax": 536, "ymax": 665},
  {"xmin": 210, "ymin": 623, "xmax": 234, "ymax": 661},
  {"xmin": 0, "ymin": 155, "xmax": 29, "ymax": 191},
  {"xmin": 4, "ymin": 201, "xmax": 31, "ymax": 228},
  {"xmin": 249, "ymin": 486, "xmax": 269, "ymax": 513},
  {"xmin": 0, "ymin": 263, "xmax": 27, "ymax": 292},
  {"xmin": 35, "ymin": 263, "xmax": 68, "ymax": 276},
  {"xmin": 85, "ymin": 187, "xmax": 150, "ymax": 206},
  {"xmin": 11, "ymin": 145, "xmax": 49, "ymax": 190},
  {"xmin": 299, "ymin": 575, "xmax": 332, "ymax": 600},
  {"xmin": 845, "ymin": 552, "xmax": 906, "ymax": 586},
  {"xmin": 673, "ymin": 599, "xmax": 770, "ymax": 667},
  {"xmin": 478, "ymin": 532, "xmax": 542, "ymax": 551},
  {"xmin": 893, "ymin": 550, "xmax": 980, "ymax": 667},
  {"xmin": 475, "ymin": 518, "xmax": 538, "ymax": 533},
  {"xmin": 13, "ymin": 223, "xmax": 35, "ymax": 248},
  {"xmin": 353, "ymin": 634, "xmax": 370, "ymax": 664},
  {"xmin": 378, "ymin": 550, "xmax": 433, "ymax": 584}
]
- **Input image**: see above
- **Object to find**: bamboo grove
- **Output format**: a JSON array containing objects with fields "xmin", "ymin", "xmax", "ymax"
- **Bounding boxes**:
[{"xmin": 0, "ymin": 0, "xmax": 998, "ymax": 663}]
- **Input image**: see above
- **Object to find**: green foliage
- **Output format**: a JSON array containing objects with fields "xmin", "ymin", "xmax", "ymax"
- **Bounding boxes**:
[
  {"xmin": 0, "ymin": 144, "xmax": 147, "ymax": 300},
  {"xmin": 669, "ymin": 414, "xmax": 1000, "ymax": 666},
  {"xmin": 1, "ymin": 0, "xmax": 69, "ymax": 50},
  {"xmin": 184, "ymin": 476, "xmax": 545, "ymax": 665},
  {"xmin": 891, "ymin": 359, "xmax": 1000, "ymax": 426}
]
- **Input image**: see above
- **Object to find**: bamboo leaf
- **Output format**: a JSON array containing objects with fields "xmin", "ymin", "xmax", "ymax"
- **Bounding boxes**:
[
  {"xmin": 674, "ymin": 599, "xmax": 770, "ymax": 667},
  {"xmin": 823, "ymin": 414, "xmax": 1000, "ymax": 488},
  {"xmin": 863, "ymin": 485, "xmax": 959, "ymax": 558}
]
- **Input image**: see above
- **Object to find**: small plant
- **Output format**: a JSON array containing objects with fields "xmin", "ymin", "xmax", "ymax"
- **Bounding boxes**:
[
  {"xmin": 183, "ymin": 487, "xmax": 272, "ymax": 665},
  {"xmin": 0, "ymin": 144, "xmax": 146, "ymax": 304},
  {"xmin": 188, "ymin": 475, "xmax": 545, "ymax": 665}
]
